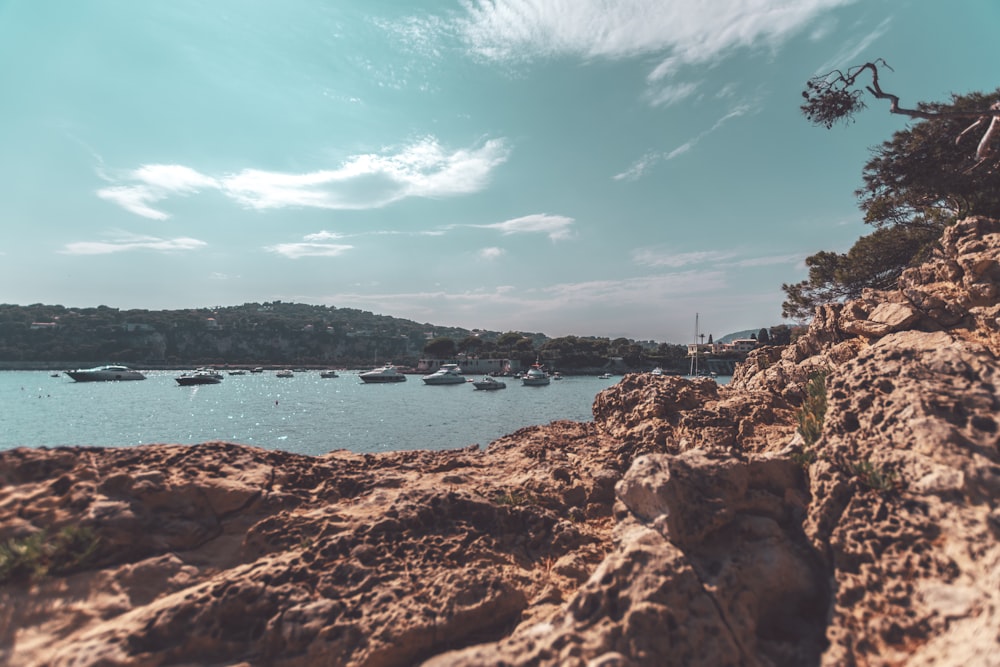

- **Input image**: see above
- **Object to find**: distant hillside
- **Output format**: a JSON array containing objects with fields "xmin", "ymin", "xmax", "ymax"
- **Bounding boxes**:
[
  {"xmin": 0, "ymin": 301, "xmax": 522, "ymax": 367},
  {"xmin": 716, "ymin": 324, "xmax": 798, "ymax": 346},
  {"xmin": 0, "ymin": 301, "xmax": 748, "ymax": 370},
  {"xmin": 716, "ymin": 329, "xmax": 760, "ymax": 343}
]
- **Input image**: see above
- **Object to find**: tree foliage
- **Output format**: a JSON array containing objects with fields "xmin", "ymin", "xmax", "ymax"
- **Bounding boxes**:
[
  {"xmin": 857, "ymin": 89, "xmax": 1000, "ymax": 225},
  {"xmin": 786, "ymin": 61, "xmax": 1000, "ymax": 319},
  {"xmin": 422, "ymin": 337, "xmax": 457, "ymax": 359},
  {"xmin": 782, "ymin": 224, "xmax": 941, "ymax": 320},
  {"xmin": 767, "ymin": 325, "xmax": 793, "ymax": 346},
  {"xmin": 802, "ymin": 60, "xmax": 997, "ymax": 132},
  {"xmin": 458, "ymin": 335, "xmax": 484, "ymax": 356},
  {"xmin": 539, "ymin": 336, "xmax": 610, "ymax": 368}
]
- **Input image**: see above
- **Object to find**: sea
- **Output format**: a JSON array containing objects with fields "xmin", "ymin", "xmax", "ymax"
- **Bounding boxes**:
[{"xmin": 0, "ymin": 370, "xmax": 729, "ymax": 456}]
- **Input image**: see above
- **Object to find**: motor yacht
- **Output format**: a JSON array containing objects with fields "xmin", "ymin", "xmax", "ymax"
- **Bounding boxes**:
[
  {"xmin": 65, "ymin": 365, "xmax": 146, "ymax": 382},
  {"xmin": 472, "ymin": 376, "xmax": 506, "ymax": 390},
  {"xmin": 359, "ymin": 363, "xmax": 407, "ymax": 383},
  {"xmin": 521, "ymin": 363, "xmax": 550, "ymax": 386},
  {"xmin": 422, "ymin": 363, "xmax": 467, "ymax": 385},
  {"xmin": 176, "ymin": 369, "xmax": 223, "ymax": 386}
]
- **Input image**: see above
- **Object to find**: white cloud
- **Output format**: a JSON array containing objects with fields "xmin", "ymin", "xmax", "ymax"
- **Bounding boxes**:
[
  {"xmin": 96, "ymin": 165, "xmax": 220, "ymax": 220},
  {"xmin": 814, "ymin": 16, "xmax": 891, "ymax": 75},
  {"xmin": 303, "ymin": 230, "xmax": 346, "ymax": 241},
  {"xmin": 454, "ymin": 0, "xmax": 856, "ymax": 72},
  {"xmin": 648, "ymin": 56, "xmax": 683, "ymax": 82},
  {"xmin": 613, "ymin": 152, "xmax": 658, "ymax": 182},
  {"xmin": 538, "ymin": 271, "xmax": 725, "ymax": 304},
  {"xmin": 265, "ymin": 239, "xmax": 354, "ymax": 259},
  {"xmin": 647, "ymin": 81, "xmax": 700, "ymax": 108},
  {"xmin": 96, "ymin": 185, "xmax": 172, "ymax": 221},
  {"xmin": 729, "ymin": 253, "xmax": 804, "ymax": 268},
  {"xmin": 479, "ymin": 246, "xmax": 505, "ymax": 260},
  {"xmin": 614, "ymin": 102, "xmax": 757, "ymax": 180},
  {"xmin": 373, "ymin": 14, "xmax": 448, "ymax": 61},
  {"xmin": 715, "ymin": 83, "xmax": 739, "ymax": 99},
  {"xmin": 475, "ymin": 214, "xmax": 575, "ymax": 241},
  {"xmin": 664, "ymin": 141, "xmax": 696, "ymax": 161},
  {"xmin": 133, "ymin": 164, "xmax": 219, "ymax": 192},
  {"xmin": 299, "ymin": 264, "xmax": 792, "ymax": 341},
  {"xmin": 711, "ymin": 103, "xmax": 754, "ymax": 129},
  {"xmin": 315, "ymin": 270, "xmax": 726, "ymax": 329},
  {"xmin": 97, "ymin": 137, "xmax": 510, "ymax": 218},
  {"xmin": 221, "ymin": 137, "xmax": 509, "ymax": 210},
  {"xmin": 633, "ymin": 248, "xmax": 804, "ymax": 270},
  {"xmin": 59, "ymin": 233, "xmax": 207, "ymax": 255},
  {"xmin": 632, "ymin": 248, "xmax": 737, "ymax": 268}
]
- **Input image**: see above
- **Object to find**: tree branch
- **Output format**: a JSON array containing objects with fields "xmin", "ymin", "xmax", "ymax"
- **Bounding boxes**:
[{"xmin": 802, "ymin": 60, "xmax": 998, "ymax": 127}]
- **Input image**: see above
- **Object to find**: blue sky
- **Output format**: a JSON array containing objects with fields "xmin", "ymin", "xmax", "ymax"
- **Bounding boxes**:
[{"xmin": 1, "ymin": 1, "xmax": 997, "ymax": 343}]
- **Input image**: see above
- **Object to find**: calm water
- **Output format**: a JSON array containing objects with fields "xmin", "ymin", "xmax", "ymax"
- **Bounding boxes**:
[{"xmin": 0, "ymin": 370, "xmax": 633, "ymax": 456}]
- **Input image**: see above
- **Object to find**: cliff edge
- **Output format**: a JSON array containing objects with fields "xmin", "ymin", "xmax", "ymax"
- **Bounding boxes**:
[{"xmin": 1, "ymin": 217, "xmax": 998, "ymax": 666}]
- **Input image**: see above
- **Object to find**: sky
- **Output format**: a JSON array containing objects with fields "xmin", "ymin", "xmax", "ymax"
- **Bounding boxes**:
[{"xmin": 1, "ymin": 1, "xmax": 997, "ymax": 344}]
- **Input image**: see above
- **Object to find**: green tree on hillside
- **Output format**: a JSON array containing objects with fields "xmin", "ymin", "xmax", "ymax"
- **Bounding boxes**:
[
  {"xmin": 782, "ymin": 224, "xmax": 942, "ymax": 320},
  {"xmin": 423, "ymin": 337, "xmax": 456, "ymax": 359},
  {"xmin": 458, "ymin": 335, "xmax": 484, "ymax": 357},
  {"xmin": 768, "ymin": 325, "xmax": 793, "ymax": 346},
  {"xmin": 496, "ymin": 332, "xmax": 523, "ymax": 356},
  {"xmin": 785, "ymin": 60, "xmax": 1000, "ymax": 319}
]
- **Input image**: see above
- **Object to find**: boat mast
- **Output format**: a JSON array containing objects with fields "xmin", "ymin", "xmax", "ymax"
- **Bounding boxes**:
[{"xmin": 690, "ymin": 313, "xmax": 699, "ymax": 376}]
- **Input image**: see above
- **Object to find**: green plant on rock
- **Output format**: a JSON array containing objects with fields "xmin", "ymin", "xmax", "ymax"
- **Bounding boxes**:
[
  {"xmin": 797, "ymin": 370, "xmax": 829, "ymax": 450},
  {"xmin": 851, "ymin": 459, "xmax": 898, "ymax": 493},
  {"xmin": 0, "ymin": 532, "xmax": 46, "ymax": 583},
  {"xmin": 492, "ymin": 489, "xmax": 531, "ymax": 507},
  {"xmin": 0, "ymin": 526, "xmax": 101, "ymax": 584},
  {"xmin": 790, "ymin": 449, "xmax": 818, "ymax": 467}
]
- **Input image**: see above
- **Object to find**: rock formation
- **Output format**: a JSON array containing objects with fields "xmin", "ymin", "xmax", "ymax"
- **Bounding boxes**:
[{"xmin": 1, "ymin": 217, "xmax": 998, "ymax": 666}]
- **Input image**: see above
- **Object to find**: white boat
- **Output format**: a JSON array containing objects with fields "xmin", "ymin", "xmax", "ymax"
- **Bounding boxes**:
[
  {"xmin": 65, "ymin": 365, "xmax": 146, "ymax": 382},
  {"xmin": 228, "ymin": 369, "xmax": 247, "ymax": 376},
  {"xmin": 320, "ymin": 369, "xmax": 339, "ymax": 378},
  {"xmin": 598, "ymin": 372, "xmax": 613, "ymax": 379},
  {"xmin": 176, "ymin": 370, "xmax": 223, "ymax": 386},
  {"xmin": 551, "ymin": 372, "xmax": 563, "ymax": 380},
  {"xmin": 650, "ymin": 367, "xmax": 664, "ymax": 376},
  {"xmin": 472, "ymin": 376, "xmax": 506, "ymax": 390},
  {"xmin": 275, "ymin": 369, "xmax": 294, "ymax": 378},
  {"xmin": 521, "ymin": 363, "xmax": 550, "ymax": 386},
  {"xmin": 360, "ymin": 363, "xmax": 407, "ymax": 383},
  {"xmin": 422, "ymin": 363, "xmax": 466, "ymax": 385}
]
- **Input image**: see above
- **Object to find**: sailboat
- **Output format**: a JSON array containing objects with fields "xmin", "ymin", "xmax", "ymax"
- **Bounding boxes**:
[
  {"xmin": 689, "ymin": 313, "xmax": 700, "ymax": 376},
  {"xmin": 689, "ymin": 313, "xmax": 716, "ymax": 378}
]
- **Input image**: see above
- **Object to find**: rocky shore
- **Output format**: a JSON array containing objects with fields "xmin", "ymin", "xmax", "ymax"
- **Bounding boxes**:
[{"xmin": 2, "ymin": 217, "xmax": 998, "ymax": 666}]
